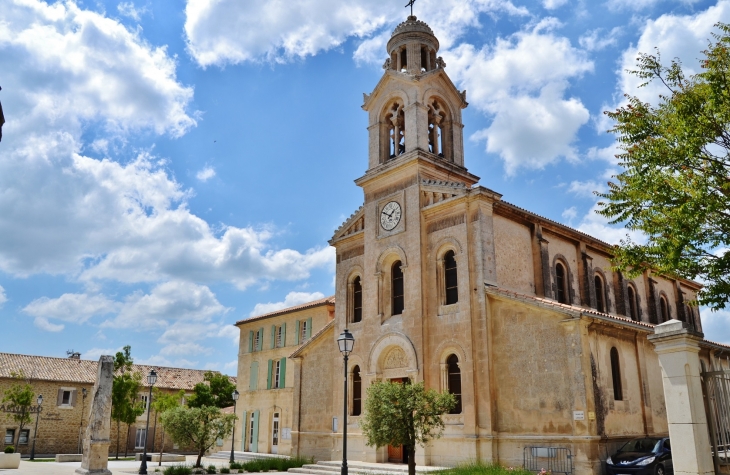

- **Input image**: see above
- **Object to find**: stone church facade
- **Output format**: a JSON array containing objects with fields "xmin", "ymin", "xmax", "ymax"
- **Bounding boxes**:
[{"xmin": 233, "ymin": 15, "xmax": 728, "ymax": 474}]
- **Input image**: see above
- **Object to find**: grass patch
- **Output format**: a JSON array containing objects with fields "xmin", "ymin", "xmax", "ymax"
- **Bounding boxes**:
[
  {"xmin": 234, "ymin": 456, "xmax": 313, "ymax": 473},
  {"xmin": 163, "ymin": 464, "xmax": 193, "ymax": 475},
  {"xmin": 437, "ymin": 461, "xmax": 536, "ymax": 475}
]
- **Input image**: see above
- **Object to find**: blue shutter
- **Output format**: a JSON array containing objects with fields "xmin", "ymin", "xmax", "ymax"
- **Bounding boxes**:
[
  {"xmin": 248, "ymin": 331, "xmax": 253, "ymax": 353},
  {"xmin": 295, "ymin": 320, "xmax": 300, "ymax": 345},
  {"xmin": 306, "ymin": 317, "xmax": 313, "ymax": 339},
  {"xmin": 251, "ymin": 410, "xmax": 260, "ymax": 453},
  {"xmin": 280, "ymin": 357, "xmax": 286, "ymax": 388},
  {"xmin": 240, "ymin": 410, "xmax": 247, "ymax": 451},
  {"xmin": 266, "ymin": 359, "xmax": 273, "ymax": 390},
  {"xmin": 249, "ymin": 362, "xmax": 258, "ymax": 390},
  {"xmin": 282, "ymin": 323, "xmax": 287, "ymax": 347},
  {"xmin": 271, "ymin": 325, "xmax": 276, "ymax": 349}
]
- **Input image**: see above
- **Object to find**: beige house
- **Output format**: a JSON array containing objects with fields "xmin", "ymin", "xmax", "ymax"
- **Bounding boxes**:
[
  {"xmin": 232, "ymin": 14, "xmax": 730, "ymax": 474},
  {"xmin": 0, "ymin": 352, "xmax": 230, "ymax": 456}
]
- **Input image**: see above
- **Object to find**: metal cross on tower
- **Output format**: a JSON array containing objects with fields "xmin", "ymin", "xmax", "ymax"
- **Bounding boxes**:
[{"xmin": 405, "ymin": 0, "xmax": 416, "ymax": 16}]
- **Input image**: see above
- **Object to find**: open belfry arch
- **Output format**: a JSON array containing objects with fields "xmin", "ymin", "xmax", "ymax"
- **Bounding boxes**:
[{"xmin": 234, "ymin": 11, "xmax": 727, "ymax": 475}]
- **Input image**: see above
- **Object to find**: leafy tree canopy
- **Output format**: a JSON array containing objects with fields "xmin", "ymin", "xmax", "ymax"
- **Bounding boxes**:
[
  {"xmin": 1, "ymin": 371, "xmax": 35, "ymax": 448},
  {"xmin": 359, "ymin": 380, "xmax": 455, "ymax": 475},
  {"xmin": 160, "ymin": 405, "xmax": 236, "ymax": 467},
  {"xmin": 187, "ymin": 371, "xmax": 236, "ymax": 409},
  {"xmin": 599, "ymin": 22, "xmax": 730, "ymax": 310},
  {"xmin": 111, "ymin": 346, "xmax": 145, "ymax": 458}
]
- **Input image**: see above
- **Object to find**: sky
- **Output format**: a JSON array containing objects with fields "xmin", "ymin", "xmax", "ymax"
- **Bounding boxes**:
[{"xmin": 0, "ymin": 0, "xmax": 729, "ymax": 375}]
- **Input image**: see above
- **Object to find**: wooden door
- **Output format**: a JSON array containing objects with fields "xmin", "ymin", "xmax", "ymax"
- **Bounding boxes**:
[{"xmin": 388, "ymin": 444, "xmax": 403, "ymax": 463}]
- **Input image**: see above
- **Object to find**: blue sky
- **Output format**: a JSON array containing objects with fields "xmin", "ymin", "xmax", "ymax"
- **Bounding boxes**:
[{"xmin": 1, "ymin": 0, "xmax": 728, "ymax": 374}]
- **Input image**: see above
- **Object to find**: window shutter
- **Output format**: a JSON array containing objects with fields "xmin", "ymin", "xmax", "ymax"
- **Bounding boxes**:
[
  {"xmin": 271, "ymin": 325, "xmax": 276, "ymax": 349},
  {"xmin": 295, "ymin": 320, "xmax": 300, "ymax": 345},
  {"xmin": 258, "ymin": 328, "xmax": 264, "ymax": 351},
  {"xmin": 282, "ymin": 323, "xmax": 287, "ymax": 347},
  {"xmin": 248, "ymin": 331, "xmax": 254, "ymax": 353},
  {"xmin": 251, "ymin": 410, "xmax": 260, "ymax": 453},
  {"xmin": 56, "ymin": 389, "xmax": 63, "ymax": 406},
  {"xmin": 306, "ymin": 318, "xmax": 313, "ymax": 339},
  {"xmin": 266, "ymin": 360, "xmax": 273, "ymax": 390},
  {"xmin": 70, "ymin": 389, "xmax": 78, "ymax": 407},
  {"xmin": 280, "ymin": 358, "xmax": 287, "ymax": 388},
  {"xmin": 249, "ymin": 362, "xmax": 258, "ymax": 390},
  {"xmin": 240, "ymin": 410, "xmax": 247, "ymax": 451}
]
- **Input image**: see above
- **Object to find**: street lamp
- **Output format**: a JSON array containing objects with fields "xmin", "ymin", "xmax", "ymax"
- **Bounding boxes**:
[
  {"xmin": 78, "ymin": 388, "xmax": 87, "ymax": 454},
  {"xmin": 139, "ymin": 369, "xmax": 157, "ymax": 475},
  {"xmin": 30, "ymin": 394, "xmax": 43, "ymax": 460},
  {"xmin": 337, "ymin": 329, "xmax": 355, "ymax": 475},
  {"xmin": 229, "ymin": 390, "xmax": 240, "ymax": 464}
]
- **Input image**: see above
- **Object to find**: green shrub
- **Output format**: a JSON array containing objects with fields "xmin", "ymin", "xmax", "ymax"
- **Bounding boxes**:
[
  {"xmin": 229, "ymin": 462, "xmax": 243, "ymax": 469},
  {"xmin": 163, "ymin": 464, "xmax": 193, "ymax": 475},
  {"xmin": 220, "ymin": 469, "xmax": 230, "ymax": 474},
  {"xmin": 4, "ymin": 446, "xmax": 15, "ymax": 454},
  {"xmin": 239, "ymin": 456, "xmax": 312, "ymax": 473},
  {"xmin": 206, "ymin": 465, "xmax": 217, "ymax": 474}
]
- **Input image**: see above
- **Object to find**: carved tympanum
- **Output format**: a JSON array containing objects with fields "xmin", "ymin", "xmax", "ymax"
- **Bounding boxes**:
[{"xmin": 383, "ymin": 347, "xmax": 408, "ymax": 369}]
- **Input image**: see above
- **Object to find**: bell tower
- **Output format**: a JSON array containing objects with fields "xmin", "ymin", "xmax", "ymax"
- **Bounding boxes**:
[{"xmin": 362, "ymin": 15, "xmax": 471, "ymax": 174}]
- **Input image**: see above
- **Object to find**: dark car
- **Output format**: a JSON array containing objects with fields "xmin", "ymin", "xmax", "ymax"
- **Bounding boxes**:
[{"xmin": 605, "ymin": 437, "xmax": 672, "ymax": 475}]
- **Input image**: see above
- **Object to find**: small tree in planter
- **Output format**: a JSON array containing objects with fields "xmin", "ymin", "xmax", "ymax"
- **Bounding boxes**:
[
  {"xmin": 161, "ymin": 405, "xmax": 236, "ymax": 468},
  {"xmin": 1, "ymin": 372, "xmax": 34, "ymax": 450},
  {"xmin": 151, "ymin": 388, "xmax": 185, "ymax": 465},
  {"xmin": 359, "ymin": 380, "xmax": 455, "ymax": 475}
]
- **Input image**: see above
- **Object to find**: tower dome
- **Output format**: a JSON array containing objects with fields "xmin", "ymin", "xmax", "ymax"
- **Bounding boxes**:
[{"xmin": 385, "ymin": 16, "xmax": 441, "ymax": 75}]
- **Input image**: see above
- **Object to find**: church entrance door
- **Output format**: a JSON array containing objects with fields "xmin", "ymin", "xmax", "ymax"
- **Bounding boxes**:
[{"xmin": 387, "ymin": 378, "xmax": 409, "ymax": 464}]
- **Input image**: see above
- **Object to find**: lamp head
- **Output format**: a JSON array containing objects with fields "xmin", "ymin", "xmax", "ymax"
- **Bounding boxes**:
[
  {"xmin": 37, "ymin": 394, "xmax": 43, "ymax": 405},
  {"xmin": 147, "ymin": 369, "xmax": 158, "ymax": 386},
  {"xmin": 232, "ymin": 389, "xmax": 239, "ymax": 401},
  {"xmin": 82, "ymin": 388, "xmax": 87, "ymax": 397},
  {"xmin": 337, "ymin": 329, "xmax": 355, "ymax": 356}
]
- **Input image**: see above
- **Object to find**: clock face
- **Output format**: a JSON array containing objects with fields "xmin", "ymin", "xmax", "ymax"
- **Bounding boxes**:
[{"xmin": 380, "ymin": 201, "xmax": 402, "ymax": 231}]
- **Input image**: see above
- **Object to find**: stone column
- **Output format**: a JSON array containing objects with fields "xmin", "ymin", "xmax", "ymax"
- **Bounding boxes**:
[
  {"xmin": 76, "ymin": 355, "xmax": 114, "ymax": 475},
  {"xmin": 647, "ymin": 320, "xmax": 714, "ymax": 475}
]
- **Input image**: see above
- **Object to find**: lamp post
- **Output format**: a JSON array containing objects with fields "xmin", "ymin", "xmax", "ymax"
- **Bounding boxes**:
[
  {"xmin": 337, "ymin": 329, "xmax": 355, "ymax": 475},
  {"xmin": 78, "ymin": 388, "xmax": 87, "ymax": 454},
  {"xmin": 229, "ymin": 390, "xmax": 240, "ymax": 464},
  {"xmin": 139, "ymin": 369, "xmax": 157, "ymax": 475},
  {"xmin": 30, "ymin": 394, "xmax": 43, "ymax": 460}
]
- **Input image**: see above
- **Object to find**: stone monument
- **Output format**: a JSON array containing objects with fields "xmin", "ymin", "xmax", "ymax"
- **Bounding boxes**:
[{"xmin": 76, "ymin": 355, "xmax": 114, "ymax": 475}]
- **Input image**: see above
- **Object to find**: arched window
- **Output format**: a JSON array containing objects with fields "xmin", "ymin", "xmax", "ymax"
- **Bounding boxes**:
[
  {"xmin": 352, "ymin": 365, "xmax": 362, "ymax": 416},
  {"xmin": 446, "ymin": 354, "xmax": 462, "ymax": 414},
  {"xmin": 594, "ymin": 274, "xmax": 606, "ymax": 313},
  {"xmin": 444, "ymin": 250, "xmax": 458, "ymax": 305},
  {"xmin": 392, "ymin": 261, "xmax": 404, "ymax": 316},
  {"xmin": 659, "ymin": 296, "xmax": 669, "ymax": 323},
  {"xmin": 610, "ymin": 347, "xmax": 623, "ymax": 401},
  {"xmin": 384, "ymin": 102, "xmax": 405, "ymax": 160},
  {"xmin": 352, "ymin": 276, "xmax": 363, "ymax": 323},
  {"xmin": 627, "ymin": 285, "xmax": 639, "ymax": 321},
  {"xmin": 555, "ymin": 262, "xmax": 569, "ymax": 304},
  {"xmin": 428, "ymin": 99, "xmax": 447, "ymax": 159}
]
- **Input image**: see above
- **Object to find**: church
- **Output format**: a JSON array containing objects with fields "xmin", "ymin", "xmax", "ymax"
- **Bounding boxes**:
[{"xmin": 232, "ymin": 14, "xmax": 723, "ymax": 474}]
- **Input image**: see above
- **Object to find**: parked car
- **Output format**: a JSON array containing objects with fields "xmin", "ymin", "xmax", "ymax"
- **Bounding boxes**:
[{"xmin": 605, "ymin": 437, "xmax": 672, "ymax": 475}]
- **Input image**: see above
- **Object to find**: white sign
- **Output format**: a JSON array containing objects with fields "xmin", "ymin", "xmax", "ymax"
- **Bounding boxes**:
[
  {"xmin": 282, "ymin": 428, "xmax": 291, "ymax": 440},
  {"xmin": 573, "ymin": 411, "xmax": 585, "ymax": 421}
]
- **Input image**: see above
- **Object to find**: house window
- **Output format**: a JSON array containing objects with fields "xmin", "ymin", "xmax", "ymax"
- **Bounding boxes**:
[
  {"xmin": 18, "ymin": 429, "xmax": 29, "ymax": 445},
  {"xmin": 555, "ymin": 262, "xmax": 569, "ymax": 304},
  {"xmin": 254, "ymin": 330, "xmax": 261, "ymax": 352},
  {"xmin": 444, "ymin": 251, "xmax": 458, "ymax": 305},
  {"xmin": 61, "ymin": 390, "xmax": 71, "ymax": 405},
  {"xmin": 5, "ymin": 429, "xmax": 15, "ymax": 445},
  {"xmin": 447, "ymin": 354, "xmax": 462, "ymax": 414},
  {"xmin": 352, "ymin": 365, "xmax": 362, "ymax": 416},
  {"xmin": 627, "ymin": 285, "xmax": 639, "ymax": 321},
  {"xmin": 135, "ymin": 428, "xmax": 146, "ymax": 449},
  {"xmin": 276, "ymin": 326, "xmax": 284, "ymax": 348},
  {"xmin": 594, "ymin": 274, "xmax": 606, "ymax": 313},
  {"xmin": 300, "ymin": 320, "xmax": 309, "ymax": 342},
  {"xmin": 353, "ymin": 276, "xmax": 363, "ymax": 323},
  {"xmin": 610, "ymin": 347, "xmax": 623, "ymax": 401},
  {"xmin": 392, "ymin": 261, "xmax": 404, "ymax": 315},
  {"xmin": 274, "ymin": 360, "xmax": 281, "ymax": 389},
  {"xmin": 140, "ymin": 394, "xmax": 149, "ymax": 412},
  {"xmin": 660, "ymin": 296, "xmax": 669, "ymax": 323}
]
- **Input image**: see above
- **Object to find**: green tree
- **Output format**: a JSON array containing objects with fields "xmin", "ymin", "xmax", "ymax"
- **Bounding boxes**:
[
  {"xmin": 160, "ymin": 405, "xmax": 236, "ymax": 467},
  {"xmin": 359, "ymin": 381, "xmax": 455, "ymax": 475},
  {"xmin": 599, "ymin": 22, "xmax": 730, "ymax": 311},
  {"xmin": 1, "ymin": 372, "xmax": 35, "ymax": 449},
  {"xmin": 151, "ymin": 388, "xmax": 184, "ymax": 465},
  {"xmin": 187, "ymin": 371, "xmax": 236, "ymax": 409},
  {"xmin": 111, "ymin": 346, "xmax": 145, "ymax": 459}
]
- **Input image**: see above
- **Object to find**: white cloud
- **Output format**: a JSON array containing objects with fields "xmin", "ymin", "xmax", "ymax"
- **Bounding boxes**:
[
  {"xmin": 562, "ymin": 206, "xmax": 578, "ymax": 223},
  {"xmin": 543, "ymin": 0, "xmax": 568, "ymax": 9},
  {"xmin": 160, "ymin": 343, "xmax": 212, "ymax": 356},
  {"xmin": 33, "ymin": 317, "xmax": 65, "ymax": 332},
  {"xmin": 185, "ymin": 0, "xmax": 527, "ymax": 67},
  {"xmin": 0, "ymin": 285, "xmax": 6, "ymax": 307},
  {"xmin": 117, "ymin": 2, "xmax": 149, "ymax": 21},
  {"xmin": 567, "ymin": 180, "xmax": 607, "ymax": 198},
  {"xmin": 607, "ymin": 0, "xmax": 700, "ymax": 12},
  {"xmin": 447, "ymin": 21, "xmax": 593, "ymax": 174},
  {"xmin": 249, "ymin": 291, "xmax": 325, "ymax": 317},
  {"xmin": 702, "ymin": 308, "xmax": 730, "ymax": 345},
  {"xmin": 573, "ymin": 202, "xmax": 646, "ymax": 245},
  {"xmin": 23, "ymin": 293, "xmax": 118, "ymax": 323},
  {"xmin": 84, "ymin": 347, "xmax": 121, "ymax": 359},
  {"xmin": 196, "ymin": 166, "xmax": 216, "ymax": 182},
  {"xmin": 579, "ymin": 27, "xmax": 622, "ymax": 51}
]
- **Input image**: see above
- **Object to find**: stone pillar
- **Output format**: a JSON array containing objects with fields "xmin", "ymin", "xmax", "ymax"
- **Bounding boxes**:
[
  {"xmin": 76, "ymin": 355, "xmax": 114, "ymax": 475},
  {"xmin": 647, "ymin": 320, "xmax": 714, "ymax": 475}
]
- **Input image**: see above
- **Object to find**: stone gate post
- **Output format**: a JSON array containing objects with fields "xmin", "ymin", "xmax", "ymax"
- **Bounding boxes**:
[{"xmin": 648, "ymin": 320, "xmax": 714, "ymax": 475}]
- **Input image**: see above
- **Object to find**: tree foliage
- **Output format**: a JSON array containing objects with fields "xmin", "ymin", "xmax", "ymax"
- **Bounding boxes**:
[
  {"xmin": 111, "ymin": 346, "xmax": 145, "ymax": 459},
  {"xmin": 1, "ymin": 372, "xmax": 35, "ymax": 448},
  {"xmin": 359, "ymin": 381, "xmax": 455, "ymax": 475},
  {"xmin": 187, "ymin": 371, "xmax": 236, "ymax": 409},
  {"xmin": 151, "ymin": 388, "xmax": 184, "ymax": 464},
  {"xmin": 599, "ymin": 22, "xmax": 730, "ymax": 310},
  {"xmin": 160, "ymin": 405, "xmax": 236, "ymax": 467}
]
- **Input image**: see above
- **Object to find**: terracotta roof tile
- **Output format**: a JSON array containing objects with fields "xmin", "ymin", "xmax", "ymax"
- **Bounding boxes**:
[
  {"xmin": 235, "ymin": 296, "xmax": 335, "ymax": 326},
  {"xmin": 0, "ymin": 352, "xmax": 235, "ymax": 390}
]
